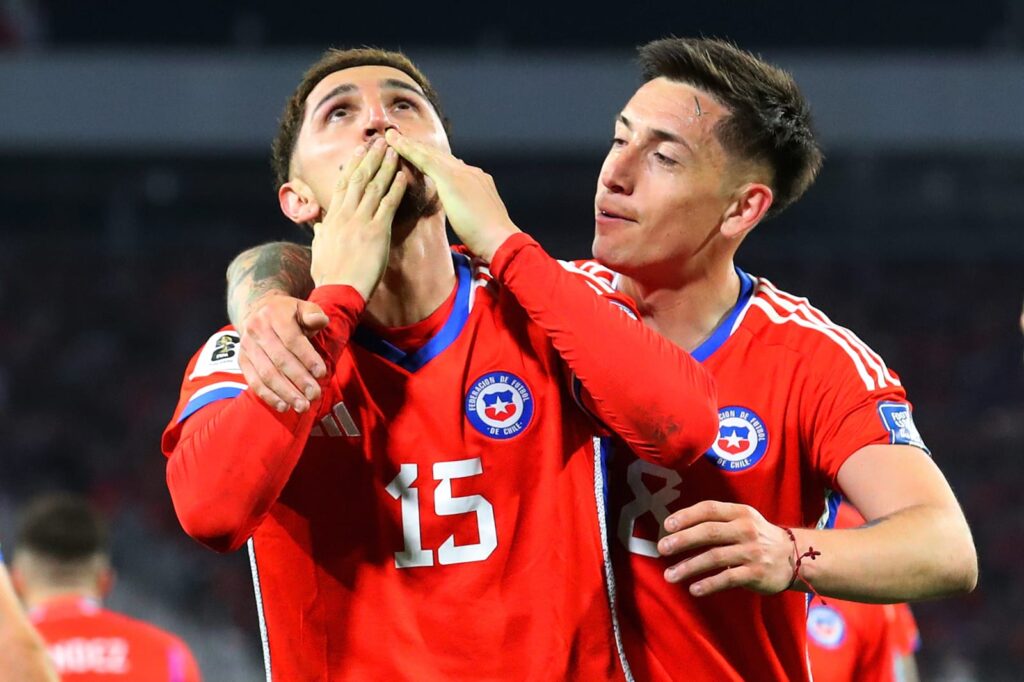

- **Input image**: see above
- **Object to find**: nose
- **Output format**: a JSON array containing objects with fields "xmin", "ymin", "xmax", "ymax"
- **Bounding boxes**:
[
  {"xmin": 599, "ymin": 146, "xmax": 635, "ymax": 195},
  {"xmin": 362, "ymin": 100, "xmax": 396, "ymax": 142}
]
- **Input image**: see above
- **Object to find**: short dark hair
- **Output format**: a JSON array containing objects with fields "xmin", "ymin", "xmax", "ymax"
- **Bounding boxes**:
[
  {"xmin": 270, "ymin": 46, "xmax": 449, "ymax": 191},
  {"xmin": 16, "ymin": 494, "xmax": 109, "ymax": 563},
  {"xmin": 638, "ymin": 37, "xmax": 823, "ymax": 217}
]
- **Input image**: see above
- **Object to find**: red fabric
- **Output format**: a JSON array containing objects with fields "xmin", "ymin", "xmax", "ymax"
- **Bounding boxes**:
[
  {"xmin": 598, "ymin": 268, "xmax": 925, "ymax": 682},
  {"xmin": 806, "ymin": 600, "xmax": 895, "ymax": 682},
  {"xmin": 161, "ymin": 242, "xmax": 716, "ymax": 681},
  {"xmin": 30, "ymin": 597, "xmax": 201, "ymax": 682},
  {"xmin": 163, "ymin": 284, "xmax": 365, "ymax": 552},
  {"xmin": 492, "ymin": 233, "xmax": 718, "ymax": 463}
]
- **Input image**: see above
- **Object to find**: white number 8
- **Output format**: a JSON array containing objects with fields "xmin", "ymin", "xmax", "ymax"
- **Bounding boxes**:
[{"xmin": 616, "ymin": 459, "xmax": 681, "ymax": 558}]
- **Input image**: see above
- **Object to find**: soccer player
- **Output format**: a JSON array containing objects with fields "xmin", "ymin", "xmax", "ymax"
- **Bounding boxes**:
[
  {"xmin": 10, "ymin": 494, "xmax": 201, "ymax": 681},
  {"xmin": 233, "ymin": 39, "xmax": 977, "ymax": 681},
  {"xmin": 0, "ymin": 549, "xmax": 58, "ymax": 682},
  {"xmin": 162, "ymin": 48, "xmax": 718, "ymax": 680},
  {"xmin": 806, "ymin": 505, "xmax": 921, "ymax": 682}
]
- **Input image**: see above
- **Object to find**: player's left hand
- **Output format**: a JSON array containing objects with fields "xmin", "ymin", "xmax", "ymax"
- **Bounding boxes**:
[
  {"xmin": 657, "ymin": 500, "xmax": 794, "ymax": 597},
  {"xmin": 384, "ymin": 129, "xmax": 520, "ymax": 262}
]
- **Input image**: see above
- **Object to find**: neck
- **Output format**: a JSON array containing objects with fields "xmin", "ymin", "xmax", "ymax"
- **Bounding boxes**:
[
  {"xmin": 24, "ymin": 587, "xmax": 100, "ymax": 611},
  {"xmin": 618, "ymin": 254, "xmax": 741, "ymax": 353},
  {"xmin": 364, "ymin": 213, "xmax": 456, "ymax": 328}
]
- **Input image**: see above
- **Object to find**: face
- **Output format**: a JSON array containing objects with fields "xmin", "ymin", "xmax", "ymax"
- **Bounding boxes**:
[
  {"xmin": 593, "ymin": 77, "xmax": 741, "ymax": 280},
  {"xmin": 287, "ymin": 64, "xmax": 449, "ymax": 224}
]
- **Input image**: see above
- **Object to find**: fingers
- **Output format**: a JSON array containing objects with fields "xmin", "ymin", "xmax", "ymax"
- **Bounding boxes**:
[
  {"xmin": 356, "ymin": 146, "xmax": 401, "ymax": 220},
  {"xmin": 240, "ymin": 339, "xmax": 291, "ymax": 413},
  {"xmin": 242, "ymin": 327, "xmax": 312, "ymax": 413},
  {"xmin": 384, "ymin": 129, "xmax": 444, "ymax": 175},
  {"xmin": 664, "ymin": 500, "xmax": 746, "ymax": 533},
  {"xmin": 374, "ymin": 170, "xmax": 408, "ymax": 223},
  {"xmin": 689, "ymin": 566, "xmax": 756, "ymax": 597},
  {"xmin": 663, "ymin": 543, "xmax": 750, "ymax": 585},
  {"xmin": 336, "ymin": 139, "xmax": 388, "ymax": 217},
  {"xmin": 658, "ymin": 521, "xmax": 738, "ymax": 557},
  {"xmin": 297, "ymin": 301, "xmax": 330, "ymax": 335}
]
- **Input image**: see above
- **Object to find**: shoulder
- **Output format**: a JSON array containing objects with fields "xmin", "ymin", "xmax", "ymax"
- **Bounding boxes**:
[
  {"xmin": 100, "ymin": 609, "xmax": 193, "ymax": 651},
  {"xmin": 738, "ymin": 276, "xmax": 901, "ymax": 393}
]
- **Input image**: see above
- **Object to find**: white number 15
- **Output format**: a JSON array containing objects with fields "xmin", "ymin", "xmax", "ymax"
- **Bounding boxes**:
[{"xmin": 385, "ymin": 457, "xmax": 498, "ymax": 568}]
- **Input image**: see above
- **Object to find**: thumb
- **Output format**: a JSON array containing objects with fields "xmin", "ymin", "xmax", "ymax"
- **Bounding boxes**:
[{"xmin": 297, "ymin": 301, "xmax": 329, "ymax": 333}]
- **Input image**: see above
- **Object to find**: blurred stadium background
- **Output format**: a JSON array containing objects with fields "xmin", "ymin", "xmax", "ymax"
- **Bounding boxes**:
[{"xmin": 1, "ymin": 1, "xmax": 1022, "ymax": 679}]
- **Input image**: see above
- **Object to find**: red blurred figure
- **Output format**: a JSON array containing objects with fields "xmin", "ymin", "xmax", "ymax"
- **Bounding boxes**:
[
  {"xmin": 807, "ymin": 504, "xmax": 921, "ymax": 682},
  {"xmin": 11, "ymin": 494, "xmax": 201, "ymax": 682}
]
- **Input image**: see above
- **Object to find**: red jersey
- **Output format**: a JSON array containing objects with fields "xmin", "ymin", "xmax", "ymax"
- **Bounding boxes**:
[
  {"xmin": 596, "ymin": 266, "xmax": 929, "ymax": 682},
  {"xmin": 30, "ymin": 597, "xmax": 200, "ymax": 682},
  {"xmin": 807, "ymin": 504, "xmax": 920, "ymax": 682},
  {"xmin": 806, "ymin": 600, "xmax": 895, "ymax": 682},
  {"xmin": 162, "ymin": 235, "xmax": 718, "ymax": 681}
]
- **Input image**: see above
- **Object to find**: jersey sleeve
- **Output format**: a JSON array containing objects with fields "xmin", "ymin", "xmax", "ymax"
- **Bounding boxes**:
[
  {"xmin": 803, "ymin": 330, "xmax": 929, "ymax": 489},
  {"xmin": 489, "ymin": 234, "xmax": 718, "ymax": 466},
  {"xmin": 161, "ymin": 285, "xmax": 365, "ymax": 553},
  {"xmin": 167, "ymin": 635, "xmax": 203, "ymax": 682}
]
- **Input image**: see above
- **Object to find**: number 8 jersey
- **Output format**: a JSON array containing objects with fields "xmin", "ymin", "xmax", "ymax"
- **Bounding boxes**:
[{"xmin": 161, "ymin": 235, "xmax": 719, "ymax": 681}]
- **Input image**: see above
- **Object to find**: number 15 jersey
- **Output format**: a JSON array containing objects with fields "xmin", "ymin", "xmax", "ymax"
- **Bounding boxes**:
[{"xmin": 162, "ymin": 235, "xmax": 719, "ymax": 681}]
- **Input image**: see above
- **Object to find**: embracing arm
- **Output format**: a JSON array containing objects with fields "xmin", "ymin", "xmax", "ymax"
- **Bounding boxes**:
[
  {"xmin": 226, "ymin": 241, "xmax": 314, "ymax": 328},
  {"xmin": 490, "ymin": 234, "xmax": 719, "ymax": 465}
]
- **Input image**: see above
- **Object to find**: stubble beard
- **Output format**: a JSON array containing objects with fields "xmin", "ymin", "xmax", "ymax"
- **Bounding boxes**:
[{"xmin": 391, "ymin": 167, "xmax": 441, "ymax": 242}]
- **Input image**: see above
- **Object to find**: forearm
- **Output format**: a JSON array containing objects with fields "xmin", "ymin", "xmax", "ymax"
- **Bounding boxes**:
[
  {"xmin": 490, "ymin": 233, "xmax": 719, "ymax": 465},
  {"xmin": 790, "ymin": 503, "xmax": 977, "ymax": 602},
  {"xmin": 226, "ymin": 241, "xmax": 314, "ymax": 327}
]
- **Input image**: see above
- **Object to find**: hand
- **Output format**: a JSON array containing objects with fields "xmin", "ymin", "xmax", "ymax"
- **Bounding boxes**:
[
  {"xmin": 238, "ymin": 294, "xmax": 329, "ymax": 413},
  {"xmin": 384, "ymin": 129, "xmax": 520, "ymax": 262},
  {"xmin": 657, "ymin": 500, "xmax": 794, "ymax": 597},
  {"xmin": 311, "ymin": 137, "xmax": 408, "ymax": 298}
]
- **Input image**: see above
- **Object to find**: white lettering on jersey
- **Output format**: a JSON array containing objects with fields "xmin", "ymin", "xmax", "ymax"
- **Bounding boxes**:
[
  {"xmin": 48, "ymin": 637, "xmax": 130, "ymax": 674},
  {"xmin": 189, "ymin": 331, "xmax": 242, "ymax": 379}
]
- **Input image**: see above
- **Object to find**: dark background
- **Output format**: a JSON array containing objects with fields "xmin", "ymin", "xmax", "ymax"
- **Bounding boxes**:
[{"xmin": 1, "ymin": 2, "xmax": 1022, "ymax": 679}]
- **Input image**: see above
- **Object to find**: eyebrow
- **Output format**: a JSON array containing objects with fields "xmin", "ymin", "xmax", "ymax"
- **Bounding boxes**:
[
  {"xmin": 312, "ymin": 79, "xmax": 428, "ymax": 118},
  {"xmin": 618, "ymin": 114, "xmax": 694, "ymax": 154}
]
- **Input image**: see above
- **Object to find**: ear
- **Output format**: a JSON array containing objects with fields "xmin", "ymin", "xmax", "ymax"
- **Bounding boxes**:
[
  {"xmin": 720, "ymin": 182, "xmax": 773, "ymax": 240},
  {"xmin": 97, "ymin": 566, "xmax": 116, "ymax": 598},
  {"xmin": 278, "ymin": 179, "xmax": 322, "ymax": 225}
]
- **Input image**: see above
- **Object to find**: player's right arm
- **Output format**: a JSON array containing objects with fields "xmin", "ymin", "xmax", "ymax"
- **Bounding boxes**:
[{"xmin": 164, "ymin": 141, "xmax": 406, "ymax": 553}]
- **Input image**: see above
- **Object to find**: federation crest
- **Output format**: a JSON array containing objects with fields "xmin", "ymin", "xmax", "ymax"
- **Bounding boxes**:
[
  {"xmin": 807, "ymin": 605, "xmax": 846, "ymax": 649},
  {"xmin": 465, "ymin": 372, "xmax": 534, "ymax": 440},
  {"xmin": 704, "ymin": 406, "xmax": 769, "ymax": 472}
]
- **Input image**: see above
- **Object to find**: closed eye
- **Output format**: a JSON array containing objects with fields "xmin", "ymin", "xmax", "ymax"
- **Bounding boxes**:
[{"xmin": 653, "ymin": 151, "xmax": 677, "ymax": 166}]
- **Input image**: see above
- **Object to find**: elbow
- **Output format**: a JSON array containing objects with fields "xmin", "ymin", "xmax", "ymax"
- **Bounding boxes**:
[
  {"xmin": 171, "ymin": 494, "xmax": 250, "ymax": 554},
  {"xmin": 946, "ymin": 535, "xmax": 979, "ymax": 595},
  {"xmin": 668, "ymin": 392, "xmax": 720, "ymax": 466},
  {"xmin": 167, "ymin": 463, "xmax": 250, "ymax": 554}
]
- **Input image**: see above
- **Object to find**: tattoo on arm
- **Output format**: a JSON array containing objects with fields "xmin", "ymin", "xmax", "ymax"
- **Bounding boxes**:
[{"xmin": 226, "ymin": 241, "xmax": 314, "ymax": 327}]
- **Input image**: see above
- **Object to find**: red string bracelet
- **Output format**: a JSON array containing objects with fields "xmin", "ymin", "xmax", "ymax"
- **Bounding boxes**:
[{"xmin": 783, "ymin": 527, "xmax": 825, "ymax": 603}]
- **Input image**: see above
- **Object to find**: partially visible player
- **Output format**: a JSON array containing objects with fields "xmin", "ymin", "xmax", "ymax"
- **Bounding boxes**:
[
  {"xmin": 596, "ymin": 37, "xmax": 975, "ymax": 681},
  {"xmin": 0, "ymin": 547, "xmax": 58, "ymax": 682},
  {"xmin": 10, "ymin": 494, "xmax": 201, "ymax": 682},
  {"xmin": 163, "ymin": 47, "xmax": 717, "ymax": 680},
  {"xmin": 806, "ymin": 505, "xmax": 921, "ymax": 682}
]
